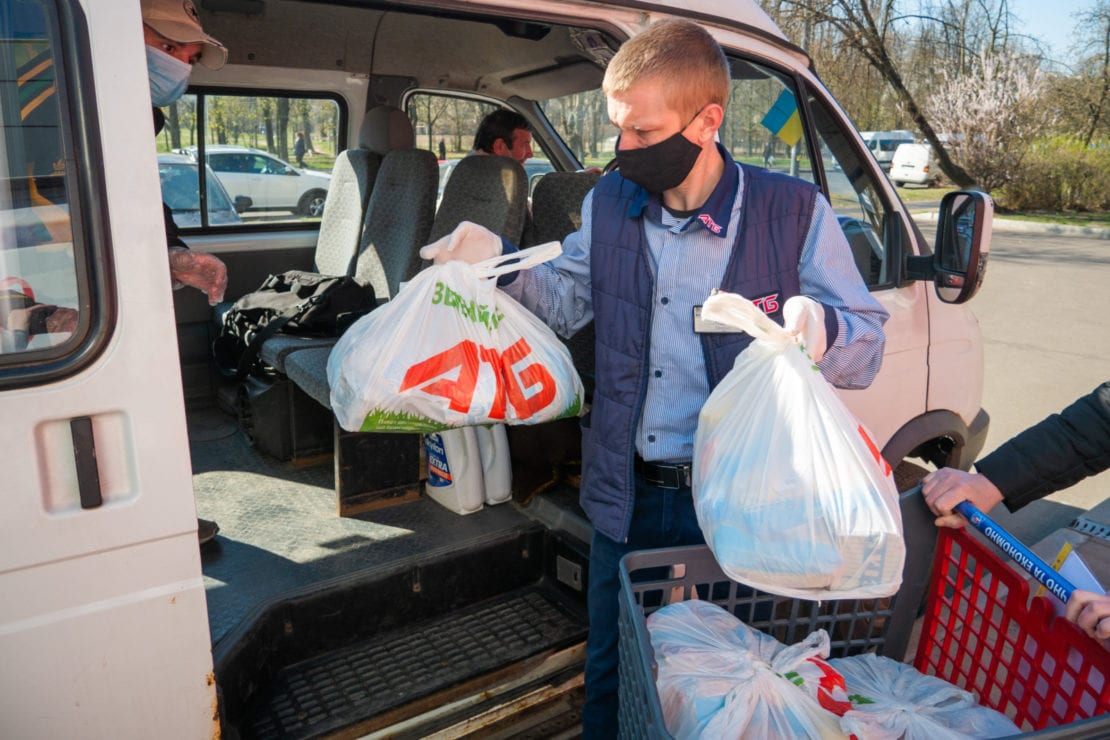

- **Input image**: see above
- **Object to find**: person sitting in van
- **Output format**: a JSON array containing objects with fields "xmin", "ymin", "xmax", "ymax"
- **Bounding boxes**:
[
  {"xmin": 470, "ymin": 109, "xmax": 534, "ymax": 165},
  {"xmin": 421, "ymin": 19, "xmax": 889, "ymax": 736}
]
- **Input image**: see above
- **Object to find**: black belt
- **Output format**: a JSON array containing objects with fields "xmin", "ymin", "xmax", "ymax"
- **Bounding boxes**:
[{"xmin": 634, "ymin": 455, "xmax": 693, "ymax": 490}]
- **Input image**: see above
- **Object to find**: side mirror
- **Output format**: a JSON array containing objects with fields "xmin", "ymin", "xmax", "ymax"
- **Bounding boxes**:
[
  {"xmin": 906, "ymin": 190, "xmax": 992, "ymax": 304},
  {"xmin": 284, "ymin": 166, "xmax": 297, "ymax": 176},
  {"xmin": 233, "ymin": 195, "xmax": 252, "ymax": 213}
]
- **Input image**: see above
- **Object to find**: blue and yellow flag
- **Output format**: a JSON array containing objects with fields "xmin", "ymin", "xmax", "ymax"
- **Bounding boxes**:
[{"xmin": 761, "ymin": 90, "xmax": 802, "ymax": 147}]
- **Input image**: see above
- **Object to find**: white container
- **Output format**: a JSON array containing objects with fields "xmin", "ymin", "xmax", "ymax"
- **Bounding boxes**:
[
  {"xmin": 424, "ymin": 427, "xmax": 484, "ymax": 515},
  {"xmin": 475, "ymin": 424, "xmax": 512, "ymax": 505}
]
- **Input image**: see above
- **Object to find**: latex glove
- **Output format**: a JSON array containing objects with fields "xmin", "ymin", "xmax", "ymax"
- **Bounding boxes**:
[
  {"xmin": 419, "ymin": 220, "xmax": 502, "ymax": 265},
  {"xmin": 921, "ymin": 467, "xmax": 1004, "ymax": 529},
  {"xmin": 782, "ymin": 295, "xmax": 827, "ymax": 362},
  {"xmin": 168, "ymin": 247, "xmax": 228, "ymax": 305}
]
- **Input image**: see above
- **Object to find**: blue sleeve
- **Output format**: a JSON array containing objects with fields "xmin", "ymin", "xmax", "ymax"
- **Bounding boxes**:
[
  {"xmin": 500, "ymin": 191, "xmax": 596, "ymax": 338},
  {"xmin": 800, "ymin": 195, "xmax": 889, "ymax": 389}
]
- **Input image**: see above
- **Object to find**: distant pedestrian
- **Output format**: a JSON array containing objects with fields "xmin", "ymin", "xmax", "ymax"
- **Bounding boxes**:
[
  {"xmin": 438, "ymin": 138, "xmax": 447, "ymax": 161},
  {"xmin": 294, "ymin": 131, "xmax": 306, "ymax": 168}
]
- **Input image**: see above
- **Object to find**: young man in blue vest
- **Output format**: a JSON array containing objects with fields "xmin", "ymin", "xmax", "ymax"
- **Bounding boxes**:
[{"xmin": 422, "ymin": 19, "xmax": 889, "ymax": 736}]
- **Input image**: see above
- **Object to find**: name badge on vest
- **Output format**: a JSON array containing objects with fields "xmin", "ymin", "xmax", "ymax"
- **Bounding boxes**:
[{"xmin": 693, "ymin": 292, "xmax": 782, "ymax": 333}]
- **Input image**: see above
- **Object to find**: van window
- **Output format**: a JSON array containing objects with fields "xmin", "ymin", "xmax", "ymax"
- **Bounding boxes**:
[
  {"xmin": 722, "ymin": 58, "xmax": 813, "ymax": 182},
  {"xmin": 804, "ymin": 91, "xmax": 906, "ymax": 288},
  {"xmin": 406, "ymin": 92, "xmax": 555, "ymax": 201},
  {"xmin": 157, "ymin": 91, "xmax": 344, "ymax": 228},
  {"xmin": 0, "ymin": 0, "xmax": 93, "ymax": 370}
]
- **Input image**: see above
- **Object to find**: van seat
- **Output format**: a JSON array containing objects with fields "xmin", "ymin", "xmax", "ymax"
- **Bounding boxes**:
[
  {"xmin": 283, "ymin": 346, "xmax": 332, "ymax": 408},
  {"xmin": 255, "ymin": 106, "xmax": 420, "ymax": 373},
  {"xmin": 429, "ymin": 155, "xmax": 529, "ymax": 244}
]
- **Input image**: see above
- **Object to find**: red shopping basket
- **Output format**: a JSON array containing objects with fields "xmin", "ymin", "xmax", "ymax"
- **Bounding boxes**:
[{"xmin": 915, "ymin": 526, "xmax": 1110, "ymax": 732}]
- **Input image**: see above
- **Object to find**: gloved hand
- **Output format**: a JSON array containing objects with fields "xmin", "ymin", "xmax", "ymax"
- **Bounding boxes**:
[
  {"xmin": 783, "ymin": 295, "xmax": 827, "ymax": 363},
  {"xmin": 419, "ymin": 221, "xmax": 502, "ymax": 265},
  {"xmin": 168, "ymin": 247, "xmax": 228, "ymax": 306}
]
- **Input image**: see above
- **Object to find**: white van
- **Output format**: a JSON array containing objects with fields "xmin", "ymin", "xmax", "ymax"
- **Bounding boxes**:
[
  {"xmin": 861, "ymin": 129, "xmax": 917, "ymax": 170},
  {"xmin": 891, "ymin": 142, "xmax": 942, "ymax": 187},
  {"xmin": 1, "ymin": 1, "xmax": 991, "ymax": 736}
]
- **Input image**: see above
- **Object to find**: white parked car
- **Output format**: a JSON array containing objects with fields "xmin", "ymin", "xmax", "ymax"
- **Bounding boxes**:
[
  {"xmin": 890, "ymin": 143, "xmax": 941, "ymax": 187},
  {"xmin": 157, "ymin": 153, "xmax": 245, "ymax": 226},
  {"xmin": 175, "ymin": 144, "xmax": 330, "ymax": 217}
]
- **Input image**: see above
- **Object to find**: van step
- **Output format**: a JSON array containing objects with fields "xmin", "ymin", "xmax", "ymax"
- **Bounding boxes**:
[{"xmin": 242, "ymin": 585, "xmax": 586, "ymax": 739}]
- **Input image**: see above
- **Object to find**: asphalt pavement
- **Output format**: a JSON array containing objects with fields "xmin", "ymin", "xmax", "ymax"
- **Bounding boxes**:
[{"xmin": 910, "ymin": 209, "xmax": 1110, "ymax": 548}]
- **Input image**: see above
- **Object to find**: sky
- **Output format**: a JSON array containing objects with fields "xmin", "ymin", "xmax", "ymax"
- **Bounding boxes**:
[{"xmin": 1007, "ymin": 0, "xmax": 1097, "ymax": 64}]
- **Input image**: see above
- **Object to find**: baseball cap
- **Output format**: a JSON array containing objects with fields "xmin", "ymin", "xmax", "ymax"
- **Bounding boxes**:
[{"xmin": 141, "ymin": 0, "xmax": 228, "ymax": 69}]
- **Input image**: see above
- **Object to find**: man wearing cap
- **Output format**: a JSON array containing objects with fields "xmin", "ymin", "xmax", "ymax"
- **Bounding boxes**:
[
  {"xmin": 142, "ymin": 0, "xmax": 229, "ymax": 546},
  {"xmin": 142, "ymin": 0, "xmax": 229, "ymax": 310}
]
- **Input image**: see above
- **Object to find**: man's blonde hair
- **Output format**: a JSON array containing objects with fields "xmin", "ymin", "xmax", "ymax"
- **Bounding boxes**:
[{"xmin": 603, "ymin": 19, "xmax": 730, "ymax": 120}]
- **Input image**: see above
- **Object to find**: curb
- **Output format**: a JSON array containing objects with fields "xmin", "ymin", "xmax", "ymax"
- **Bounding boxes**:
[{"xmin": 911, "ymin": 210, "xmax": 1110, "ymax": 239}]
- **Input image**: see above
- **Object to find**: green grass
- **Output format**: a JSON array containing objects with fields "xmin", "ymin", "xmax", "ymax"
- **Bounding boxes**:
[
  {"xmin": 895, "ymin": 185, "xmax": 957, "ymax": 202},
  {"xmin": 992, "ymin": 210, "xmax": 1110, "ymax": 228}
]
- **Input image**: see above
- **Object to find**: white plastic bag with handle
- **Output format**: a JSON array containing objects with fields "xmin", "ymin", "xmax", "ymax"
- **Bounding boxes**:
[
  {"xmin": 693, "ymin": 290, "xmax": 903, "ymax": 600},
  {"xmin": 327, "ymin": 242, "xmax": 584, "ymax": 432}
]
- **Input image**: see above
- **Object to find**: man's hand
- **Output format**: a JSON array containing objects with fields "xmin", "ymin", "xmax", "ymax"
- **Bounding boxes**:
[
  {"xmin": 783, "ymin": 295, "xmax": 827, "ymax": 362},
  {"xmin": 1066, "ymin": 590, "xmax": 1110, "ymax": 641},
  {"xmin": 419, "ymin": 221, "xmax": 502, "ymax": 265},
  {"xmin": 921, "ymin": 467, "xmax": 1004, "ymax": 528},
  {"xmin": 168, "ymin": 247, "xmax": 228, "ymax": 305}
]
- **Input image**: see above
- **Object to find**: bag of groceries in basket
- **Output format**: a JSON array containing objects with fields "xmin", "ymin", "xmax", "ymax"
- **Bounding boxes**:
[
  {"xmin": 327, "ymin": 242, "xmax": 584, "ymax": 432},
  {"xmin": 693, "ymin": 291, "xmax": 904, "ymax": 600},
  {"xmin": 829, "ymin": 653, "xmax": 1021, "ymax": 739},
  {"xmin": 647, "ymin": 599, "xmax": 851, "ymax": 739}
]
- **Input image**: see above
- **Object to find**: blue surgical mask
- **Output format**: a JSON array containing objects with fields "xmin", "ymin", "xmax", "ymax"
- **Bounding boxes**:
[{"xmin": 146, "ymin": 46, "xmax": 193, "ymax": 107}]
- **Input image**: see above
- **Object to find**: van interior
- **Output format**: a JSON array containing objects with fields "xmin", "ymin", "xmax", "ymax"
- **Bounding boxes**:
[{"xmin": 163, "ymin": 3, "xmax": 921, "ymax": 736}]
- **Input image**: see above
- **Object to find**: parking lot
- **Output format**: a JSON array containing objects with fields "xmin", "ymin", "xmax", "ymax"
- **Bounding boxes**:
[{"xmin": 920, "ymin": 220, "xmax": 1110, "ymax": 546}]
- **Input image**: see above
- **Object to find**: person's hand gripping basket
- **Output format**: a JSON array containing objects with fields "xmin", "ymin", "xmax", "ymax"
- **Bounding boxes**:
[
  {"xmin": 693, "ymin": 291, "xmax": 904, "ymax": 600},
  {"xmin": 327, "ymin": 241, "xmax": 584, "ymax": 432}
]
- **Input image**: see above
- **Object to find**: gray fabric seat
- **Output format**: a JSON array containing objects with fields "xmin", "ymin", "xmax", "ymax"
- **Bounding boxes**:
[
  {"xmin": 255, "ymin": 106, "xmax": 419, "ymax": 373},
  {"xmin": 284, "ymin": 346, "xmax": 332, "ymax": 408},
  {"xmin": 429, "ymin": 155, "xmax": 529, "ymax": 244}
]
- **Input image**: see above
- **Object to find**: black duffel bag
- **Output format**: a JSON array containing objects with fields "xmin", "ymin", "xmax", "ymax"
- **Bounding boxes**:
[{"xmin": 213, "ymin": 270, "xmax": 377, "ymax": 379}]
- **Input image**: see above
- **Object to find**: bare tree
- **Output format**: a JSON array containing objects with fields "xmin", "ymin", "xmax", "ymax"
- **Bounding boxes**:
[
  {"xmin": 1073, "ymin": 1, "xmax": 1110, "ymax": 146},
  {"xmin": 772, "ymin": 0, "xmax": 1024, "ymax": 187},
  {"xmin": 927, "ymin": 49, "xmax": 1052, "ymax": 191}
]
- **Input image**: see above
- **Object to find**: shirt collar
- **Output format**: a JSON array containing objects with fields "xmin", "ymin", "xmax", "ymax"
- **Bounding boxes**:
[{"xmin": 626, "ymin": 142, "xmax": 739, "ymax": 239}]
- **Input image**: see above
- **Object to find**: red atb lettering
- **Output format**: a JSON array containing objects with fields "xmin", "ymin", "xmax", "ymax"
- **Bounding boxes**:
[
  {"xmin": 501, "ymin": 337, "xmax": 556, "ymax": 420},
  {"xmin": 399, "ymin": 340, "xmax": 480, "ymax": 413},
  {"xmin": 479, "ymin": 345, "xmax": 507, "ymax": 420}
]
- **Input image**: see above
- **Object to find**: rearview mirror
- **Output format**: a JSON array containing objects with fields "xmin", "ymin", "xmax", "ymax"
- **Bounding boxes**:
[
  {"xmin": 906, "ymin": 190, "xmax": 992, "ymax": 304},
  {"xmin": 233, "ymin": 195, "xmax": 252, "ymax": 213}
]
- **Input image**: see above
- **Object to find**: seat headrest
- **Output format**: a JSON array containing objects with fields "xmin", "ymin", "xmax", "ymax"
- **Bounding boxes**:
[{"xmin": 359, "ymin": 105, "xmax": 415, "ymax": 154}]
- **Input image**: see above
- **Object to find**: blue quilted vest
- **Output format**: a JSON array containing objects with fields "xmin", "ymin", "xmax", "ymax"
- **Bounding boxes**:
[{"xmin": 581, "ymin": 163, "xmax": 819, "ymax": 542}]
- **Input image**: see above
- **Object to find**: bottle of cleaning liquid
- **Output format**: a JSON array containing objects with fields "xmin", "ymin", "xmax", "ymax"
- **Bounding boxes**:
[
  {"xmin": 475, "ymin": 424, "xmax": 512, "ymax": 505},
  {"xmin": 423, "ymin": 427, "xmax": 484, "ymax": 515}
]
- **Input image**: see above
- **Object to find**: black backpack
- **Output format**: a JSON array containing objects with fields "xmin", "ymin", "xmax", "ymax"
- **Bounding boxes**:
[{"xmin": 213, "ymin": 270, "xmax": 377, "ymax": 379}]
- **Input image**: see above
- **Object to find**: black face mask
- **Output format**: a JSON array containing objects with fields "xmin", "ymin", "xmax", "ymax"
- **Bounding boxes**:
[{"xmin": 615, "ymin": 111, "xmax": 704, "ymax": 193}]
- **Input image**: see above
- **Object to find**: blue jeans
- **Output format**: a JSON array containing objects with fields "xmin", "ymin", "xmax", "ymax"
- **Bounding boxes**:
[{"xmin": 581, "ymin": 475, "xmax": 705, "ymax": 739}]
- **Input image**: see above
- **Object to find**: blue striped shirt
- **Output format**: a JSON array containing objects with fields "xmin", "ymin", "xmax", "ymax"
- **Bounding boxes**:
[{"xmin": 503, "ymin": 160, "xmax": 888, "ymax": 463}]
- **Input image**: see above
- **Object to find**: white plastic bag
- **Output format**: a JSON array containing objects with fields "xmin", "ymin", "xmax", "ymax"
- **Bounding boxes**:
[
  {"xmin": 829, "ymin": 653, "xmax": 1021, "ymax": 739},
  {"xmin": 327, "ymin": 243, "xmax": 584, "ymax": 432},
  {"xmin": 648, "ymin": 599, "xmax": 849, "ymax": 739},
  {"xmin": 693, "ymin": 291, "xmax": 904, "ymax": 600}
]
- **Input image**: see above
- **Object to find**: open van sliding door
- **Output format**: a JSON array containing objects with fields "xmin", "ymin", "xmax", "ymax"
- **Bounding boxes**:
[{"xmin": 0, "ymin": 1, "xmax": 215, "ymax": 735}]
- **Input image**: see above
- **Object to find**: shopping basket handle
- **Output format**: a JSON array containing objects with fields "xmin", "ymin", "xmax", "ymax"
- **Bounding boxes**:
[{"xmin": 952, "ymin": 500, "xmax": 1077, "ymax": 604}]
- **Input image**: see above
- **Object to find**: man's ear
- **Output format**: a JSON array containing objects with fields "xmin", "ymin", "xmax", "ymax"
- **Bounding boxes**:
[
  {"xmin": 695, "ymin": 104, "xmax": 725, "ymax": 146},
  {"xmin": 491, "ymin": 139, "xmax": 511, "ymax": 157}
]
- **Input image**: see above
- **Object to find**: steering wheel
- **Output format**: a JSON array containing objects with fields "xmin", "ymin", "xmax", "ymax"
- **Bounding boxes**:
[{"xmin": 602, "ymin": 157, "xmax": 620, "ymax": 175}]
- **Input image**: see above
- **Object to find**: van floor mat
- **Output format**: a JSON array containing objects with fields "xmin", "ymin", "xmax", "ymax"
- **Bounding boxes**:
[
  {"xmin": 241, "ymin": 585, "xmax": 586, "ymax": 740},
  {"xmin": 186, "ymin": 407, "xmax": 535, "ymax": 646}
]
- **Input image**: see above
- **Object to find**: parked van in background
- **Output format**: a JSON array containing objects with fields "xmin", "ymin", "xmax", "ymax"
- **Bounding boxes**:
[
  {"xmin": 861, "ymin": 129, "xmax": 917, "ymax": 170},
  {"xmin": 891, "ymin": 143, "xmax": 942, "ymax": 187},
  {"xmin": 1, "ymin": 1, "xmax": 992, "ymax": 736}
]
